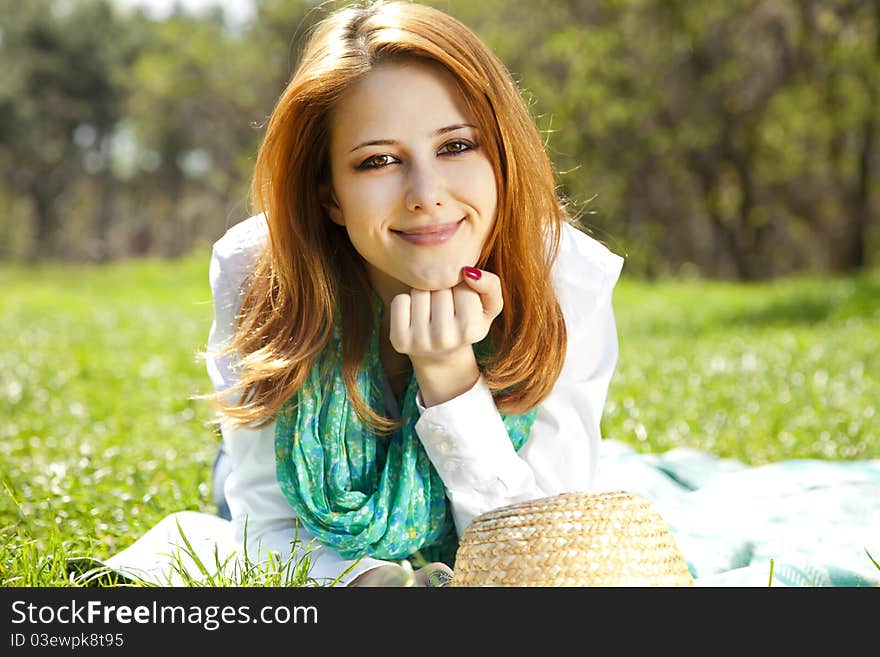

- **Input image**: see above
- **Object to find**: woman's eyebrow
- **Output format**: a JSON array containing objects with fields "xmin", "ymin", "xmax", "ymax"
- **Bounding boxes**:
[
  {"xmin": 435, "ymin": 123, "xmax": 476, "ymax": 136},
  {"xmin": 348, "ymin": 123, "xmax": 477, "ymax": 153}
]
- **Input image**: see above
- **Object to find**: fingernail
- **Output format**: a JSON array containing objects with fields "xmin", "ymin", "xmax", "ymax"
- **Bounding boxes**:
[{"xmin": 463, "ymin": 266, "xmax": 481, "ymax": 280}]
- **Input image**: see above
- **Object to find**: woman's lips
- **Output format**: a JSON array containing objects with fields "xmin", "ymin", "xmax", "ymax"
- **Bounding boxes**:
[{"xmin": 393, "ymin": 218, "xmax": 464, "ymax": 245}]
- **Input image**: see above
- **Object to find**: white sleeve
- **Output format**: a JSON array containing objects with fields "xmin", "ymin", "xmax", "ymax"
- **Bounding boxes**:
[
  {"xmin": 414, "ymin": 223, "xmax": 624, "ymax": 536},
  {"xmin": 205, "ymin": 215, "xmax": 393, "ymax": 586}
]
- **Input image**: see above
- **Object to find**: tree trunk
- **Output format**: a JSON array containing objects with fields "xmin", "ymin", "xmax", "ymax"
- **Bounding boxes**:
[
  {"xmin": 839, "ymin": 0, "xmax": 880, "ymax": 271},
  {"xmin": 91, "ymin": 166, "xmax": 116, "ymax": 262},
  {"xmin": 27, "ymin": 185, "xmax": 60, "ymax": 261}
]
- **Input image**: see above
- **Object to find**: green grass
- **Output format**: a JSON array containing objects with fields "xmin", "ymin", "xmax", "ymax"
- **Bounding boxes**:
[
  {"xmin": 605, "ymin": 268, "xmax": 879, "ymax": 463},
  {"xmin": 1, "ymin": 254, "xmax": 877, "ymax": 585},
  {"xmin": 0, "ymin": 254, "xmax": 221, "ymax": 585}
]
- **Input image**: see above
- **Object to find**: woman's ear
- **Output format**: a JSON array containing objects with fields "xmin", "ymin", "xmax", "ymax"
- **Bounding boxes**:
[{"xmin": 319, "ymin": 184, "xmax": 345, "ymax": 226}]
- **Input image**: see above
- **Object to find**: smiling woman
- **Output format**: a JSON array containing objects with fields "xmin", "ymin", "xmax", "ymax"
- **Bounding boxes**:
[
  {"xmin": 91, "ymin": 0, "xmax": 625, "ymax": 588},
  {"xmin": 324, "ymin": 59, "xmax": 498, "ymax": 299},
  {"xmin": 322, "ymin": 58, "xmax": 501, "ymax": 407}
]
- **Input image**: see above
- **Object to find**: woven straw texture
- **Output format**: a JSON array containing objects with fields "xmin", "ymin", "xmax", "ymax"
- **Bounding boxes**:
[{"xmin": 451, "ymin": 490, "xmax": 694, "ymax": 587}]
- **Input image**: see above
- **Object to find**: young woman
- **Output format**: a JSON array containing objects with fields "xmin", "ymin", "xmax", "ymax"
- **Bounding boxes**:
[{"xmin": 100, "ymin": 0, "xmax": 624, "ymax": 587}]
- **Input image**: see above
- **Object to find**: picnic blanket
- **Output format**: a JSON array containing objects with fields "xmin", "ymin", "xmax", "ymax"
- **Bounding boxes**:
[{"xmin": 594, "ymin": 439, "xmax": 880, "ymax": 587}]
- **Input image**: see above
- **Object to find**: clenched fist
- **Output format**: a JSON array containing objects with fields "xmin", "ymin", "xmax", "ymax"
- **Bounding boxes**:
[
  {"xmin": 387, "ymin": 267, "xmax": 504, "ymax": 408},
  {"xmin": 388, "ymin": 266, "xmax": 503, "ymax": 361}
]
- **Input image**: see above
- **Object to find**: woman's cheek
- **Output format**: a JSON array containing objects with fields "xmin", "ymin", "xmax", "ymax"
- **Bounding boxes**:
[
  {"xmin": 339, "ymin": 172, "xmax": 398, "ymax": 213},
  {"xmin": 453, "ymin": 159, "xmax": 497, "ymax": 214}
]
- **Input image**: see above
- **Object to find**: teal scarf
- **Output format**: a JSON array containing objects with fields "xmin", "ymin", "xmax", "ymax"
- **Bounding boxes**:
[{"xmin": 274, "ymin": 295, "xmax": 537, "ymax": 568}]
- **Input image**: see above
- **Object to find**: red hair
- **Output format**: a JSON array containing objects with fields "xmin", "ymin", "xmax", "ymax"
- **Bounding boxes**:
[{"xmin": 215, "ymin": 0, "xmax": 568, "ymax": 432}]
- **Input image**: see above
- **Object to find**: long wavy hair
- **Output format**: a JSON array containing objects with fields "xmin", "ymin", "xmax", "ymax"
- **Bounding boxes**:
[{"xmin": 214, "ymin": 0, "xmax": 571, "ymax": 433}]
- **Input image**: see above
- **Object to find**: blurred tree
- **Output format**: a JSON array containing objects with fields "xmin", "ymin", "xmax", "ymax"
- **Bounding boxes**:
[
  {"xmin": 438, "ymin": 0, "xmax": 879, "ymax": 278},
  {"xmin": 119, "ymin": 0, "xmax": 329, "ymax": 256},
  {"xmin": 0, "ymin": 0, "xmax": 876, "ymax": 275},
  {"xmin": 0, "ymin": 0, "xmax": 138, "ymax": 259},
  {"xmin": 123, "ymin": 7, "xmax": 250, "ymax": 255}
]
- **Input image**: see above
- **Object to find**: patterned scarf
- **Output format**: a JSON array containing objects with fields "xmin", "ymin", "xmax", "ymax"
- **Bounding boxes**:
[{"xmin": 274, "ymin": 294, "xmax": 537, "ymax": 568}]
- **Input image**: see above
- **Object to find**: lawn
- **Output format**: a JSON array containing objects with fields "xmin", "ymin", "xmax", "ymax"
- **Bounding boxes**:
[{"xmin": 1, "ymin": 253, "xmax": 877, "ymax": 585}]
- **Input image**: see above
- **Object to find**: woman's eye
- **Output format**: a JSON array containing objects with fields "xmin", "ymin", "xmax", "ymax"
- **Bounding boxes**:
[
  {"xmin": 358, "ymin": 154, "xmax": 397, "ymax": 170},
  {"xmin": 439, "ymin": 140, "xmax": 474, "ymax": 155}
]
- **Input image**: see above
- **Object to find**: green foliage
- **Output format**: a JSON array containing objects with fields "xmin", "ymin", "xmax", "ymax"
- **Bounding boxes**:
[
  {"xmin": 0, "ymin": 0, "xmax": 140, "ymax": 258},
  {"xmin": 1, "ymin": 0, "xmax": 877, "ymax": 273},
  {"xmin": 435, "ymin": 0, "xmax": 880, "ymax": 277}
]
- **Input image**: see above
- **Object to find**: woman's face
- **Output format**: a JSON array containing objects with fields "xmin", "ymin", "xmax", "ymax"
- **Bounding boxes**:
[{"xmin": 325, "ymin": 59, "xmax": 498, "ymax": 305}]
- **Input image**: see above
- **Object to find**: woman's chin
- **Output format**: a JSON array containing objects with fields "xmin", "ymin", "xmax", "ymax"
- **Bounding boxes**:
[
  {"xmin": 405, "ymin": 263, "xmax": 468, "ymax": 291},
  {"xmin": 408, "ymin": 272, "xmax": 464, "ymax": 292}
]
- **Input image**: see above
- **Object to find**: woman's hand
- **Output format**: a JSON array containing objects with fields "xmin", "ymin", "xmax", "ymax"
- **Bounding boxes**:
[
  {"xmin": 412, "ymin": 562, "xmax": 454, "ymax": 587},
  {"xmin": 346, "ymin": 561, "xmax": 454, "ymax": 587},
  {"xmin": 347, "ymin": 563, "xmax": 416, "ymax": 587},
  {"xmin": 389, "ymin": 267, "xmax": 503, "ymax": 407},
  {"xmin": 388, "ymin": 267, "xmax": 503, "ymax": 362}
]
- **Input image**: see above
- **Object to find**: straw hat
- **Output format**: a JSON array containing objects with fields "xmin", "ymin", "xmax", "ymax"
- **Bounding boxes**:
[{"xmin": 451, "ymin": 490, "xmax": 694, "ymax": 586}]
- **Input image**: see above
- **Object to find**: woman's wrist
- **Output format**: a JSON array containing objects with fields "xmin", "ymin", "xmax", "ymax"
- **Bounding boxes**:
[{"xmin": 410, "ymin": 346, "xmax": 480, "ymax": 407}]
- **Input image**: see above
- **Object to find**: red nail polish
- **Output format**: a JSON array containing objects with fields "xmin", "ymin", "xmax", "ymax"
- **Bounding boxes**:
[{"xmin": 463, "ymin": 266, "xmax": 482, "ymax": 280}]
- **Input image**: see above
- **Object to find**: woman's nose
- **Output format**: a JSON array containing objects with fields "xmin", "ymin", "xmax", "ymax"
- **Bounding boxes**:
[{"xmin": 405, "ymin": 162, "xmax": 446, "ymax": 213}]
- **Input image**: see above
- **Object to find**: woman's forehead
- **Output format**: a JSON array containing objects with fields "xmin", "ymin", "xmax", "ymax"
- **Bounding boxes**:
[{"xmin": 329, "ymin": 60, "xmax": 476, "ymax": 150}]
